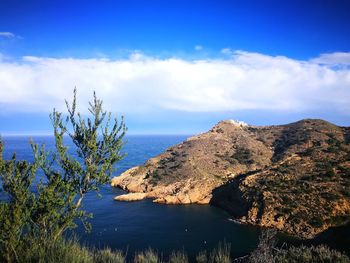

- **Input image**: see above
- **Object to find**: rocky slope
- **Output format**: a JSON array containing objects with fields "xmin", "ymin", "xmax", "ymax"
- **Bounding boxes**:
[{"xmin": 111, "ymin": 119, "xmax": 350, "ymax": 239}]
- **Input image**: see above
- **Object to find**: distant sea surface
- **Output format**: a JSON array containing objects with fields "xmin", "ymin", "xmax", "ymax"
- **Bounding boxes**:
[{"xmin": 1, "ymin": 135, "xmax": 349, "ymax": 259}]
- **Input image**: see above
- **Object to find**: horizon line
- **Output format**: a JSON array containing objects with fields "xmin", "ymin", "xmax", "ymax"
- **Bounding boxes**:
[{"xmin": 1, "ymin": 133, "xmax": 194, "ymax": 137}]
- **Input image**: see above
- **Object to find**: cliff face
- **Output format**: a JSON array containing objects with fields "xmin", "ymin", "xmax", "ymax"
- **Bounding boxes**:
[{"xmin": 111, "ymin": 119, "xmax": 350, "ymax": 239}]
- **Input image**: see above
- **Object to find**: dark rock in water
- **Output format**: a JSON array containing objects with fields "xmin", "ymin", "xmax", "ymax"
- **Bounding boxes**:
[{"xmin": 112, "ymin": 119, "xmax": 350, "ymax": 239}]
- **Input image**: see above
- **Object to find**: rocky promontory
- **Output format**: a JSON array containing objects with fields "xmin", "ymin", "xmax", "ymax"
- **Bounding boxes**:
[{"xmin": 111, "ymin": 119, "xmax": 350, "ymax": 239}]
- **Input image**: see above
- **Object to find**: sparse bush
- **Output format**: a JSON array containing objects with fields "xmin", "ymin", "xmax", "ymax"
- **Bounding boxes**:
[
  {"xmin": 273, "ymin": 245, "xmax": 350, "ymax": 263},
  {"xmin": 232, "ymin": 147, "xmax": 253, "ymax": 165},
  {"xmin": 196, "ymin": 251, "xmax": 208, "ymax": 263},
  {"xmin": 247, "ymin": 229, "xmax": 350, "ymax": 263},
  {"xmin": 134, "ymin": 249, "xmax": 160, "ymax": 263},
  {"xmin": 325, "ymin": 165, "xmax": 337, "ymax": 178},
  {"xmin": 168, "ymin": 251, "xmax": 188, "ymax": 263},
  {"xmin": 16, "ymin": 237, "xmax": 93, "ymax": 263},
  {"xmin": 94, "ymin": 248, "xmax": 125, "ymax": 263},
  {"xmin": 309, "ymin": 216, "xmax": 324, "ymax": 228},
  {"xmin": 149, "ymin": 170, "xmax": 161, "ymax": 185},
  {"xmin": 209, "ymin": 242, "xmax": 231, "ymax": 263},
  {"xmin": 248, "ymin": 230, "xmax": 276, "ymax": 263}
]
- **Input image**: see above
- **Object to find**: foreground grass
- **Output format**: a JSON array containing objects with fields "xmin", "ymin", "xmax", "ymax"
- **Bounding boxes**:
[{"xmin": 6, "ymin": 235, "xmax": 349, "ymax": 263}]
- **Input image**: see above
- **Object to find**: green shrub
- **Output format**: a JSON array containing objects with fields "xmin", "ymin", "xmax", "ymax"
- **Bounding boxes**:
[{"xmin": 0, "ymin": 89, "xmax": 126, "ymax": 262}]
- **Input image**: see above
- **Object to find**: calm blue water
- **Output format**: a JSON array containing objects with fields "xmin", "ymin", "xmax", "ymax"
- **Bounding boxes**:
[{"xmin": 1, "ymin": 135, "xmax": 260, "ymax": 259}]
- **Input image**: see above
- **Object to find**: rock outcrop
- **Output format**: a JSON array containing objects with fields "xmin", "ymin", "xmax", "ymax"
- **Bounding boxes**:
[
  {"xmin": 114, "ymin": 192, "xmax": 147, "ymax": 201},
  {"xmin": 112, "ymin": 119, "xmax": 350, "ymax": 239}
]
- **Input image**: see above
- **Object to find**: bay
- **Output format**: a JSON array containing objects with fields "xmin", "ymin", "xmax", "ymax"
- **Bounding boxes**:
[{"xmin": 1, "ymin": 135, "xmax": 260, "ymax": 259}]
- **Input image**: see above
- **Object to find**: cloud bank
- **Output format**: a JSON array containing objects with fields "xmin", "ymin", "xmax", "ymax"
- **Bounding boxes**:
[
  {"xmin": 0, "ymin": 50, "xmax": 349, "ymax": 116},
  {"xmin": 0, "ymin": 32, "xmax": 20, "ymax": 39},
  {"xmin": 0, "ymin": 32, "xmax": 15, "ymax": 38}
]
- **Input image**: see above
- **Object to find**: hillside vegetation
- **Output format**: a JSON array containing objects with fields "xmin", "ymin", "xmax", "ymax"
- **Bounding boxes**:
[{"xmin": 112, "ymin": 119, "xmax": 350, "ymax": 239}]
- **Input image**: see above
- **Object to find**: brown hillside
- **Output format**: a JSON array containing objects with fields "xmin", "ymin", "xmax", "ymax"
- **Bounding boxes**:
[{"xmin": 111, "ymin": 119, "xmax": 350, "ymax": 238}]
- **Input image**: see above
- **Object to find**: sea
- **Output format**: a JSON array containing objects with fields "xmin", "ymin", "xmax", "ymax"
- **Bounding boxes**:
[{"xmin": 1, "ymin": 135, "xmax": 349, "ymax": 259}]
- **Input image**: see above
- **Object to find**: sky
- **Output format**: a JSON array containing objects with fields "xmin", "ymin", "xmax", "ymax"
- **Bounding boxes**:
[{"xmin": 0, "ymin": 0, "xmax": 350, "ymax": 135}]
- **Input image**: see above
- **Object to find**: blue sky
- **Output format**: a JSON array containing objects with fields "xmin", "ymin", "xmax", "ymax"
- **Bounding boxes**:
[
  {"xmin": 0, "ymin": 0, "xmax": 350, "ymax": 135},
  {"xmin": 1, "ymin": 0, "xmax": 350, "ymax": 59}
]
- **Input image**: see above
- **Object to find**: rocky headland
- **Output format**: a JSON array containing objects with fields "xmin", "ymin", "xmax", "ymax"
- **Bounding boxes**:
[{"xmin": 111, "ymin": 119, "xmax": 350, "ymax": 239}]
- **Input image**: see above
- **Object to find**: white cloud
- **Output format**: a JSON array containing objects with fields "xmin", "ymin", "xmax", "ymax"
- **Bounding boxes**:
[
  {"xmin": 310, "ymin": 52, "xmax": 350, "ymax": 66},
  {"xmin": 221, "ymin": 48, "xmax": 232, "ymax": 55},
  {"xmin": 0, "ymin": 32, "xmax": 16, "ymax": 38},
  {"xmin": 194, "ymin": 45, "xmax": 203, "ymax": 51},
  {"xmin": 0, "ymin": 51, "xmax": 349, "ymax": 116}
]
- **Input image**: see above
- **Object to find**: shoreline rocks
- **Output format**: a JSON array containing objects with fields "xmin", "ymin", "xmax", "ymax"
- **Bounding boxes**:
[{"xmin": 114, "ymin": 193, "xmax": 147, "ymax": 202}]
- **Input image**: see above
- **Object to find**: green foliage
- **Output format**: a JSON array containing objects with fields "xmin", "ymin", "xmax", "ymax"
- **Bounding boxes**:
[
  {"xmin": 30, "ymin": 88, "xmax": 126, "ymax": 239},
  {"xmin": 49, "ymin": 88, "xmax": 126, "ymax": 201},
  {"xmin": 0, "ymin": 89, "xmax": 126, "ymax": 262},
  {"xmin": 0, "ymin": 150, "xmax": 38, "ymax": 262}
]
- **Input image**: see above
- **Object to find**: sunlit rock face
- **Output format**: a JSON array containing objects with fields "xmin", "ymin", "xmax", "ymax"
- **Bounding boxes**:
[{"xmin": 112, "ymin": 119, "xmax": 350, "ymax": 239}]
